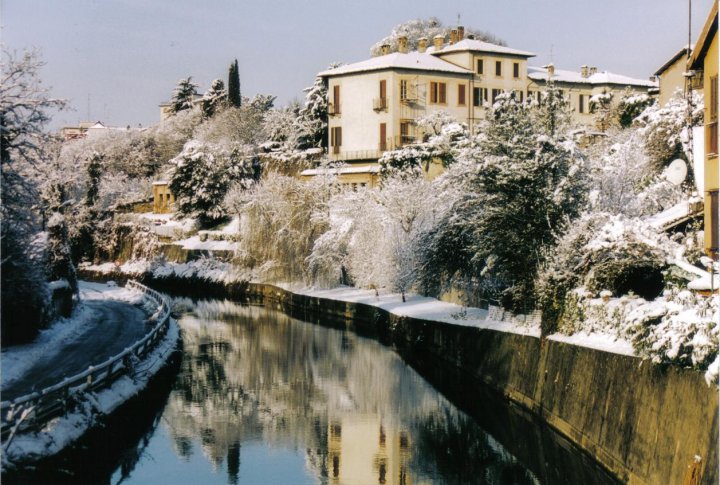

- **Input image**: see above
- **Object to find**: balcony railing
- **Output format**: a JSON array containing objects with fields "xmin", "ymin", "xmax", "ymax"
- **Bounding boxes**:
[
  {"xmin": 373, "ymin": 97, "xmax": 388, "ymax": 111},
  {"xmin": 328, "ymin": 103, "xmax": 341, "ymax": 116}
]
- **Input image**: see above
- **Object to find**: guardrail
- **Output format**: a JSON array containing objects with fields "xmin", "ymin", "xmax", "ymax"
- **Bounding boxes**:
[{"xmin": 0, "ymin": 280, "xmax": 172, "ymax": 442}]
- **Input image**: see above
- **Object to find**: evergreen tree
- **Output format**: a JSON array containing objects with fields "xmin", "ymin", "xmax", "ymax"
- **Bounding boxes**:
[
  {"xmin": 202, "ymin": 79, "xmax": 228, "ymax": 118},
  {"xmin": 533, "ymin": 81, "xmax": 573, "ymax": 137},
  {"xmin": 296, "ymin": 76, "xmax": 328, "ymax": 149},
  {"xmin": 170, "ymin": 77, "xmax": 198, "ymax": 114},
  {"xmin": 228, "ymin": 59, "xmax": 241, "ymax": 108}
]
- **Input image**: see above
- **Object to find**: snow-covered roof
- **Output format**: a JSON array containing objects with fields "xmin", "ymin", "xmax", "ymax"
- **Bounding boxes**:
[
  {"xmin": 301, "ymin": 165, "xmax": 380, "ymax": 176},
  {"xmin": 527, "ymin": 66, "xmax": 657, "ymax": 88},
  {"xmin": 654, "ymin": 45, "xmax": 693, "ymax": 76},
  {"xmin": 152, "ymin": 180, "xmax": 170, "ymax": 186},
  {"xmin": 318, "ymin": 51, "xmax": 472, "ymax": 77},
  {"xmin": 431, "ymin": 38, "xmax": 535, "ymax": 58}
]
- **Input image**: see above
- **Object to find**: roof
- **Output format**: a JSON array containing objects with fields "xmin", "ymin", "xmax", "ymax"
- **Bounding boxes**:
[
  {"xmin": 301, "ymin": 165, "xmax": 380, "ymax": 176},
  {"xmin": 318, "ymin": 51, "xmax": 472, "ymax": 77},
  {"xmin": 527, "ymin": 66, "xmax": 657, "ymax": 88},
  {"xmin": 431, "ymin": 38, "xmax": 535, "ymax": 58},
  {"xmin": 690, "ymin": 0, "xmax": 718, "ymax": 69},
  {"xmin": 654, "ymin": 45, "xmax": 693, "ymax": 76}
]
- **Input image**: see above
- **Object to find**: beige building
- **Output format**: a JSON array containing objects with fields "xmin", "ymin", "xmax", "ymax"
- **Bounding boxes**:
[
  {"xmin": 309, "ymin": 29, "xmax": 656, "ymax": 185},
  {"xmin": 654, "ymin": 46, "xmax": 693, "ymax": 106},
  {"xmin": 60, "ymin": 121, "xmax": 127, "ymax": 141},
  {"xmin": 527, "ymin": 64, "xmax": 656, "ymax": 126},
  {"xmin": 690, "ymin": 0, "xmax": 719, "ymax": 256},
  {"xmin": 152, "ymin": 181, "xmax": 175, "ymax": 214}
]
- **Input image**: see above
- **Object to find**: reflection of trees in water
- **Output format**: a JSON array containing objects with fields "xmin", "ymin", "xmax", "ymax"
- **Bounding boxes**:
[
  {"xmin": 412, "ymin": 408, "xmax": 540, "ymax": 485},
  {"xmin": 164, "ymin": 299, "xmax": 529, "ymax": 484}
]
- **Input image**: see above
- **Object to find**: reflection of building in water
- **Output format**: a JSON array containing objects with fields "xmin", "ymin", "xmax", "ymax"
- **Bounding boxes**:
[{"xmin": 327, "ymin": 416, "xmax": 415, "ymax": 485}]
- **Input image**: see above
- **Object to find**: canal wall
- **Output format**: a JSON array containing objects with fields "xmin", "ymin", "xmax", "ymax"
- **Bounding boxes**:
[
  {"xmin": 241, "ymin": 283, "xmax": 718, "ymax": 485},
  {"xmin": 78, "ymin": 269, "xmax": 718, "ymax": 484}
]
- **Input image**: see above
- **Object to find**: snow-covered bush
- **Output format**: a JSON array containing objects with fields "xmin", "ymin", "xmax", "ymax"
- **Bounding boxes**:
[
  {"xmin": 625, "ymin": 291, "xmax": 717, "ymax": 370},
  {"xmin": 616, "ymin": 91, "xmax": 654, "ymax": 128},
  {"xmin": 635, "ymin": 90, "xmax": 703, "ymax": 173},
  {"xmin": 225, "ymin": 172, "xmax": 337, "ymax": 283},
  {"xmin": 537, "ymin": 213, "xmax": 677, "ymax": 333},
  {"xmin": 169, "ymin": 141, "xmax": 258, "ymax": 223}
]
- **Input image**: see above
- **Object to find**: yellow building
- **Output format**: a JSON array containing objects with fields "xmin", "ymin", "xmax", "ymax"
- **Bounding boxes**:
[
  {"xmin": 152, "ymin": 181, "xmax": 175, "ymax": 214},
  {"xmin": 654, "ymin": 46, "xmax": 693, "ymax": 106},
  {"xmin": 311, "ymin": 28, "xmax": 656, "ymax": 185},
  {"xmin": 690, "ymin": 0, "xmax": 719, "ymax": 256}
]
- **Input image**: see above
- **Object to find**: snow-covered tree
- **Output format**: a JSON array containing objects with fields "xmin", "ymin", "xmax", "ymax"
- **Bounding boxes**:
[
  {"xmin": 589, "ymin": 91, "xmax": 614, "ymax": 132},
  {"xmin": 169, "ymin": 77, "xmax": 199, "ymax": 114},
  {"xmin": 616, "ymin": 90, "xmax": 654, "ymax": 128},
  {"xmin": 297, "ymin": 75, "xmax": 329, "ymax": 149},
  {"xmin": 1, "ymin": 49, "xmax": 65, "ymax": 342},
  {"xmin": 370, "ymin": 18, "xmax": 505, "ymax": 56},
  {"xmin": 424, "ymin": 93, "xmax": 587, "ymax": 310},
  {"xmin": 169, "ymin": 141, "xmax": 258, "ymax": 224},
  {"xmin": 533, "ymin": 82, "xmax": 573, "ymax": 136},
  {"xmin": 202, "ymin": 78, "xmax": 227, "ymax": 118}
]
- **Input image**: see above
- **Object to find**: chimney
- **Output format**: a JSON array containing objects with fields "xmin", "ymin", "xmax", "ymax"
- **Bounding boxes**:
[
  {"xmin": 398, "ymin": 35, "xmax": 408, "ymax": 54},
  {"xmin": 580, "ymin": 65, "xmax": 589, "ymax": 78},
  {"xmin": 544, "ymin": 63, "xmax": 555, "ymax": 78},
  {"xmin": 589, "ymin": 66, "xmax": 598, "ymax": 76},
  {"xmin": 433, "ymin": 34, "xmax": 444, "ymax": 51},
  {"xmin": 380, "ymin": 43, "xmax": 391, "ymax": 56},
  {"xmin": 418, "ymin": 37, "xmax": 428, "ymax": 53},
  {"xmin": 457, "ymin": 26, "xmax": 465, "ymax": 40},
  {"xmin": 450, "ymin": 29, "xmax": 458, "ymax": 45}
]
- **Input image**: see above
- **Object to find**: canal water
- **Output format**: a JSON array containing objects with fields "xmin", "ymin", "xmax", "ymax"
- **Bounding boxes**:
[{"xmin": 9, "ymin": 298, "xmax": 621, "ymax": 484}]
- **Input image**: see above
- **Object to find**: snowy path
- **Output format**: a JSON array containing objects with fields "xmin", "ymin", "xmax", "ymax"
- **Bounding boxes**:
[{"xmin": 1, "ymin": 282, "xmax": 150, "ymax": 402}]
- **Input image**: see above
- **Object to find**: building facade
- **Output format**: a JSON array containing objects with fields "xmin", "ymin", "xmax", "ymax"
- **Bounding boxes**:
[
  {"xmin": 690, "ymin": 0, "xmax": 719, "ymax": 256},
  {"xmin": 312, "ymin": 29, "xmax": 657, "ymax": 185},
  {"xmin": 654, "ymin": 46, "xmax": 693, "ymax": 106}
]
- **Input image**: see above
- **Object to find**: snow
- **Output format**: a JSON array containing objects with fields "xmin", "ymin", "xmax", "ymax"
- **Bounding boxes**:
[
  {"xmin": 432, "ymin": 38, "xmax": 535, "ymax": 57},
  {"xmin": 278, "ymin": 284, "xmax": 541, "ymax": 337},
  {"xmin": 318, "ymin": 51, "xmax": 473, "ymax": 77},
  {"xmin": 173, "ymin": 236, "xmax": 238, "ymax": 251},
  {"xmin": 527, "ymin": 65, "xmax": 657, "ymax": 87},
  {"xmin": 1, "ymin": 282, "xmax": 145, "ymax": 389},
  {"xmin": 548, "ymin": 331, "xmax": 635, "ymax": 356},
  {"xmin": 646, "ymin": 200, "xmax": 691, "ymax": 229}
]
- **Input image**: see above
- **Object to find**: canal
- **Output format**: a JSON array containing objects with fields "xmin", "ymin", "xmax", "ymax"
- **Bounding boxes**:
[{"xmin": 9, "ymin": 297, "xmax": 622, "ymax": 484}]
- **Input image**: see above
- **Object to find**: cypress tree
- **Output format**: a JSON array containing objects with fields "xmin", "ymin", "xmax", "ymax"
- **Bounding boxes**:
[{"xmin": 228, "ymin": 59, "xmax": 241, "ymax": 107}]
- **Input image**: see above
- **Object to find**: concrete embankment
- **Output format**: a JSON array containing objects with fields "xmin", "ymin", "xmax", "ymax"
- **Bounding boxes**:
[{"xmin": 81, "ymin": 269, "xmax": 719, "ymax": 484}]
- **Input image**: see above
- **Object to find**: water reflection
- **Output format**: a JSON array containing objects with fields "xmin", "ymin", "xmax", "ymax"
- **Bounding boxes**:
[{"xmin": 111, "ymin": 298, "xmax": 616, "ymax": 485}]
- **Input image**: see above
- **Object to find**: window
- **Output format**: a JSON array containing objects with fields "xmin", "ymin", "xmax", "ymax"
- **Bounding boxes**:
[
  {"xmin": 400, "ymin": 121, "xmax": 412, "ymax": 145},
  {"xmin": 379, "ymin": 80, "xmax": 386, "ymax": 100},
  {"xmin": 332, "ymin": 85, "xmax": 341, "ymax": 114},
  {"xmin": 400, "ymin": 80, "xmax": 408, "ymax": 100},
  {"xmin": 477, "ymin": 59, "xmax": 484, "ymax": 75},
  {"xmin": 379, "ymin": 123, "xmax": 387, "ymax": 151},
  {"xmin": 473, "ymin": 87, "xmax": 481, "ymax": 107},
  {"xmin": 330, "ymin": 126, "xmax": 342, "ymax": 154},
  {"xmin": 513, "ymin": 62, "xmax": 519, "ymax": 78},
  {"xmin": 709, "ymin": 76, "xmax": 718, "ymax": 155},
  {"xmin": 429, "ymin": 82, "xmax": 447, "ymax": 104},
  {"xmin": 579, "ymin": 94, "xmax": 585, "ymax": 114},
  {"xmin": 712, "ymin": 191, "xmax": 719, "ymax": 250},
  {"xmin": 492, "ymin": 88, "xmax": 501, "ymax": 103},
  {"xmin": 495, "ymin": 60, "xmax": 502, "ymax": 77},
  {"xmin": 458, "ymin": 84, "xmax": 466, "ymax": 106},
  {"xmin": 711, "ymin": 76, "xmax": 718, "ymax": 120}
]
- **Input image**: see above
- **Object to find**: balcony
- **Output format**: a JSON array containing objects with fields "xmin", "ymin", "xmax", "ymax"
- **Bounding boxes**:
[
  {"xmin": 373, "ymin": 97, "xmax": 388, "ymax": 111},
  {"xmin": 328, "ymin": 103, "xmax": 341, "ymax": 116}
]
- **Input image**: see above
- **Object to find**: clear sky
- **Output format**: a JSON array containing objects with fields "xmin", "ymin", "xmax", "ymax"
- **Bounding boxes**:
[{"xmin": 2, "ymin": 0, "xmax": 715, "ymax": 130}]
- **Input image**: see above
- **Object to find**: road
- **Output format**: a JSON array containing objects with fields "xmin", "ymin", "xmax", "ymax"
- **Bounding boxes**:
[{"xmin": 2, "ymin": 299, "xmax": 150, "ymax": 401}]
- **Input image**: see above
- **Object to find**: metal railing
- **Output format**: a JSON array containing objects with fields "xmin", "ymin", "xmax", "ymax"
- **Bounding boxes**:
[{"xmin": 0, "ymin": 280, "xmax": 172, "ymax": 442}]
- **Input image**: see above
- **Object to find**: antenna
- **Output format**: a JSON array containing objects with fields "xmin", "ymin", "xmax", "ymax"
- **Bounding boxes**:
[
  {"xmin": 457, "ymin": 13, "xmax": 461, "ymax": 25},
  {"xmin": 87, "ymin": 93, "xmax": 91, "ymax": 121}
]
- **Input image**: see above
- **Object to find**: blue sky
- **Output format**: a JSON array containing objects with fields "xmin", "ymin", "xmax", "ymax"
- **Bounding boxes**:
[{"xmin": 2, "ymin": 0, "xmax": 715, "ymax": 130}]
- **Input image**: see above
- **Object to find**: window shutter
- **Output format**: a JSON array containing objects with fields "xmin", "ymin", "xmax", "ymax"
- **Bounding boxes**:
[
  {"xmin": 439, "ymin": 83, "xmax": 446, "ymax": 104},
  {"xmin": 430, "ymin": 82, "xmax": 437, "ymax": 103},
  {"xmin": 458, "ymin": 85, "xmax": 466, "ymax": 105},
  {"xmin": 333, "ymin": 85, "xmax": 340, "ymax": 110},
  {"xmin": 380, "ymin": 80, "xmax": 387, "ymax": 99}
]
